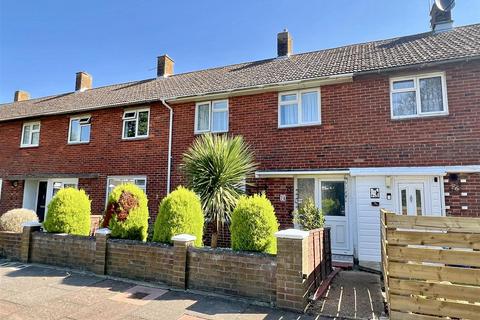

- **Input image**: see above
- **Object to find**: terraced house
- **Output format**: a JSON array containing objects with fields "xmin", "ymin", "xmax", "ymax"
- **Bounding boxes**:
[{"xmin": 0, "ymin": 10, "xmax": 479, "ymax": 266}]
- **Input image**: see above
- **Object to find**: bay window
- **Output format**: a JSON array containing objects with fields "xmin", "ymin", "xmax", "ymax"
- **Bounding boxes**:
[{"xmin": 390, "ymin": 72, "xmax": 448, "ymax": 119}]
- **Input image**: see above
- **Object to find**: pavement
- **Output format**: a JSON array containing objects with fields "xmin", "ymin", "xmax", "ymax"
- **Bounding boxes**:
[{"xmin": 0, "ymin": 260, "xmax": 324, "ymax": 320}]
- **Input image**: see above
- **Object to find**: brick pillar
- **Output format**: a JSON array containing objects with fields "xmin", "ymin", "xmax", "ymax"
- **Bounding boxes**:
[
  {"xmin": 93, "ymin": 228, "xmax": 111, "ymax": 275},
  {"xmin": 275, "ymin": 229, "xmax": 310, "ymax": 312},
  {"xmin": 171, "ymin": 234, "xmax": 196, "ymax": 289},
  {"xmin": 20, "ymin": 222, "xmax": 42, "ymax": 263}
]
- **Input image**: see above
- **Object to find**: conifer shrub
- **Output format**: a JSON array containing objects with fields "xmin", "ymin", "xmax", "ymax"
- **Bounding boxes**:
[
  {"xmin": 293, "ymin": 197, "xmax": 325, "ymax": 230},
  {"xmin": 103, "ymin": 183, "xmax": 149, "ymax": 241},
  {"xmin": 153, "ymin": 186, "xmax": 204, "ymax": 246},
  {"xmin": 230, "ymin": 194, "xmax": 279, "ymax": 254},
  {"xmin": 0, "ymin": 208, "xmax": 38, "ymax": 233},
  {"xmin": 43, "ymin": 188, "xmax": 91, "ymax": 236}
]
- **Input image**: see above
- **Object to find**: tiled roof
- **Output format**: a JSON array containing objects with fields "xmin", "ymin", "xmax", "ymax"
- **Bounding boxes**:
[{"xmin": 1, "ymin": 23, "xmax": 480, "ymax": 121}]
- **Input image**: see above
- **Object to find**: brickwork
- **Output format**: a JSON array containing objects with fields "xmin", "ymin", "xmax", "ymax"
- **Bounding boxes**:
[
  {"xmin": 444, "ymin": 173, "xmax": 480, "ymax": 217},
  {"xmin": 0, "ymin": 231, "xmax": 22, "ymax": 260},
  {"xmin": 306, "ymin": 228, "xmax": 332, "ymax": 294},
  {"xmin": 171, "ymin": 237, "xmax": 195, "ymax": 289},
  {"xmin": 187, "ymin": 247, "xmax": 277, "ymax": 303},
  {"xmin": 92, "ymin": 231, "xmax": 109, "ymax": 274},
  {"xmin": 29, "ymin": 232, "xmax": 95, "ymax": 271},
  {"xmin": 20, "ymin": 224, "xmax": 40, "ymax": 263},
  {"xmin": 106, "ymin": 239, "xmax": 175, "ymax": 285}
]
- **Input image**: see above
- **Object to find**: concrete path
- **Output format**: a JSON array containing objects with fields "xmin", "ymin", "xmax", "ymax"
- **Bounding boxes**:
[
  {"xmin": 0, "ymin": 260, "xmax": 325, "ymax": 320},
  {"xmin": 308, "ymin": 270, "xmax": 386, "ymax": 319}
]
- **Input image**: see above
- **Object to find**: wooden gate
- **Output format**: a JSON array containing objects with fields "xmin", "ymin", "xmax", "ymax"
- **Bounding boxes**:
[{"xmin": 381, "ymin": 209, "xmax": 480, "ymax": 319}]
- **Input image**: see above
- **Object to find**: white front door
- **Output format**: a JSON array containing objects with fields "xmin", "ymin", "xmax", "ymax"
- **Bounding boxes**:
[
  {"xmin": 398, "ymin": 183, "xmax": 424, "ymax": 216},
  {"xmin": 296, "ymin": 177, "xmax": 351, "ymax": 255}
]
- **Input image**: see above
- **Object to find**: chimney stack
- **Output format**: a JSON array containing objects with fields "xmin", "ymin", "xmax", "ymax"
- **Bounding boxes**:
[
  {"xmin": 75, "ymin": 72, "xmax": 92, "ymax": 92},
  {"xmin": 277, "ymin": 29, "xmax": 293, "ymax": 57},
  {"xmin": 157, "ymin": 55, "xmax": 174, "ymax": 78},
  {"xmin": 14, "ymin": 90, "xmax": 30, "ymax": 102},
  {"xmin": 430, "ymin": 3, "xmax": 453, "ymax": 32}
]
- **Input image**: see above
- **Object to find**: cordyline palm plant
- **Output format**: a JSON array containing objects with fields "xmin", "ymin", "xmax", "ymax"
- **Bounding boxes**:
[{"xmin": 181, "ymin": 133, "xmax": 257, "ymax": 248}]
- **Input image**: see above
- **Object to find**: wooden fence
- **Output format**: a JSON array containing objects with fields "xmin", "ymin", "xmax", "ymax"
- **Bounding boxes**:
[{"xmin": 381, "ymin": 209, "xmax": 480, "ymax": 320}]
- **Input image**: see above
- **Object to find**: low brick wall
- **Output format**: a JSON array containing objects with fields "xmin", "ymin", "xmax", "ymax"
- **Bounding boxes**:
[
  {"xmin": 0, "ymin": 231, "xmax": 22, "ymax": 260},
  {"xmin": 106, "ymin": 239, "xmax": 175, "ymax": 285},
  {"xmin": 29, "ymin": 232, "xmax": 96, "ymax": 272},
  {"xmin": 188, "ymin": 247, "xmax": 277, "ymax": 303}
]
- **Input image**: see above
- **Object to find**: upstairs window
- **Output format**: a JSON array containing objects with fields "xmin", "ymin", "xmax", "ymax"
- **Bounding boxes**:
[
  {"xmin": 195, "ymin": 100, "xmax": 229, "ymax": 133},
  {"xmin": 21, "ymin": 121, "xmax": 40, "ymax": 147},
  {"xmin": 279, "ymin": 89, "xmax": 321, "ymax": 128},
  {"xmin": 68, "ymin": 115, "xmax": 91, "ymax": 144},
  {"xmin": 390, "ymin": 72, "xmax": 448, "ymax": 119},
  {"xmin": 122, "ymin": 108, "xmax": 150, "ymax": 139}
]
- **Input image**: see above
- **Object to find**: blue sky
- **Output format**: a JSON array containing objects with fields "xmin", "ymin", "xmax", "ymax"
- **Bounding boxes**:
[{"xmin": 1, "ymin": 0, "xmax": 479, "ymax": 104}]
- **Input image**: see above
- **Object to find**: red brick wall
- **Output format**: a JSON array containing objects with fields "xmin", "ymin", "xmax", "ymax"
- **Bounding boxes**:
[
  {"xmin": 444, "ymin": 173, "xmax": 480, "ymax": 217},
  {"xmin": 1, "ymin": 61, "xmax": 479, "ymax": 220}
]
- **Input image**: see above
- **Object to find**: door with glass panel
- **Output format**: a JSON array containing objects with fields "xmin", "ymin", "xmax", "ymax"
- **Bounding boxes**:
[
  {"xmin": 296, "ymin": 178, "xmax": 350, "ymax": 255},
  {"xmin": 398, "ymin": 183, "xmax": 424, "ymax": 216}
]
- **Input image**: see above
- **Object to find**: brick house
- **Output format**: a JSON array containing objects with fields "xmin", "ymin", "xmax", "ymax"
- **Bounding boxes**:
[{"xmin": 1, "ymin": 9, "xmax": 479, "ymax": 265}]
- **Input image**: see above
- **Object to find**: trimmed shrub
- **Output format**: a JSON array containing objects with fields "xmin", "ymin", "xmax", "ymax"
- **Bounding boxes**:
[
  {"xmin": 104, "ymin": 183, "xmax": 149, "ymax": 241},
  {"xmin": 153, "ymin": 186, "xmax": 204, "ymax": 247},
  {"xmin": 293, "ymin": 197, "xmax": 325, "ymax": 230},
  {"xmin": 0, "ymin": 208, "xmax": 38, "ymax": 233},
  {"xmin": 43, "ymin": 188, "xmax": 91, "ymax": 236},
  {"xmin": 230, "ymin": 194, "xmax": 279, "ymax": 254}
]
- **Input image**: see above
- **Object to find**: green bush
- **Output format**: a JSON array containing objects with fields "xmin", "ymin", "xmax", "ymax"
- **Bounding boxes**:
[
  {"xmin": 293, "ymin": 197, "xmax": 324, "ymax": 230},
  {"xmin": 0, "ymin": 208, "xmax": 38, "ymax": 233},
  {"xmin": 104, "ymin": 183, "xmax": 149, "ymax": 241},
  {"xmin": 230, "ymin": 194, "xmax": 279, "ymax": 254},
  {"xmin": 153, "ymin": 186, "xmax": 204, "ymax": 247},
  {"xmin": 43, "ymin": 188, "xmax": 91, "ymax": 236}
]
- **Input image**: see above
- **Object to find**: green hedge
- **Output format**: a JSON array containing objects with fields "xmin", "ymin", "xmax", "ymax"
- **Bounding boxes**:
[
  {"xmin": 43, "ymin": 188, "xmax": 91, "ymax": 236},
  {"xmin": 153, "ymin": 186, "xmax": 203, "ymax": 246},
  {"xmin": 105, "ymin": 183, "xmax": 149, "ymax": 241},
  {"xmin": 230, "ymin": 194, "xmax": 279, "ymax": 254}
]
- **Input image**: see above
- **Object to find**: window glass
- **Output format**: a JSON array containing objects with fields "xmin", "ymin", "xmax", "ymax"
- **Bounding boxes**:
[
  {"xmin": 392, "ymin": 80, "xmax": 414, "ymax": 90},
  {"xmin": 80, "ymin": 125, "xmax": 90, "ymax": 142},
  {"xmin": 401, "ymin": 189, "xmax": 407, "ymax": 215},
  {"xmin": 280, "ymin": 104, "xmax": 298, "ymax": 125},
  {"xmin": 70, "ymin": 120, "xmax": 80, "ymax": 141},
  {"xmin": 301, "ymin": 91, "xmax": 319, "ymax": 123},
  {"xmin": 137, "ymin": 111, "xmax": 149, "ymax": 136},
  {"xmin": 22, "ymin": 126, "xmax": 31, "ymax": 145},
  {"xmin": 415, "ymin": 189, "xmax": 422, "ymax": 216},
  {"xmin": 297, "ymin": 178, "xmax": 315, "ymax": 205},
  {"xmin": 124, "ymin": 120, "xmax": 136, "ymax": 138},
  {"xmin": 31, "ymin": 132, "xmax": 39, "ymax": 145},
  {"xmin": 392, "ymin": 92, "xmax": 417, "ymax": 116},
  {"xmin": 107, "ymin": 177, "xmax": 147, "ymax": 200},
  {"xmin": 420, "ymin": 77, "xmax": 443, "ymax": 113},
  {"xmin": 281, "ymin": 94, "xmax": 297, "ymax": 102},
  {"xmin": 321, "ymin": 181, "xmax": 345, "ymax": 216},
  {"xmin": 212, "ymin": 111, "xmax": 228, "ymax": 132},
  {"xmin": 197, "ymin": 104, "xmax": 210, "ymax": 131}
]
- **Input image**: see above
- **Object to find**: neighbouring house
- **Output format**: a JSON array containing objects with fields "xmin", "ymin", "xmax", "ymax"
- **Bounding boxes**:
[{"xmin": 0, "ymin": 5, "xmax": 479, "ymax": 266}]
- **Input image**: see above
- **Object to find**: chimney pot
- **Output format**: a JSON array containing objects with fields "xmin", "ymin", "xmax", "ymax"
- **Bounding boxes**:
[
  {"xmin": 157, "ymin": 55, "xmax": 174, "ymax": 78},
  {"xmin": 14, "ymin": 90, "xmax": 30, "ymax": 102},
  {"xmin": 277, "ymin": 30, "xmax": 293, "ymax": 57},
  {"xmin": 430, "ymin": 3, "xmax": 453, "ymax": 32},
  {"xmin": 75, "ymin": 72, "xmax": 92, "ymax": 92}
]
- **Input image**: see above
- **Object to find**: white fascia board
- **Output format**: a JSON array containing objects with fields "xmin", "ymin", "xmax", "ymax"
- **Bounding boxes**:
[
  {"xmin": 255, "ymin": 170, "xmax": 350, "ymax": 178},
  {"xmin": 350, "ymin": 165, "xmax": 480, "ymax": 176}
]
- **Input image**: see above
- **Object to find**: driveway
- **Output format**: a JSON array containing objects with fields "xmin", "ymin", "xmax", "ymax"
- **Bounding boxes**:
[{"xmin": 0, "ymin": 260, "xmax": 322, "ymax": 320}]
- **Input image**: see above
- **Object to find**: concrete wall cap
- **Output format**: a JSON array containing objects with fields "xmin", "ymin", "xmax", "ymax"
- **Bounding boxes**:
[
  {"xmin": 275, "ymin": 229, "xmax": 309, "ymax": 239},
  {"xmin": 21, "ymin": 221, "xmax": 42, "ymax": 227},
  {"xmin": 96, "ymin": 228, "xmax": 112, "ymax": 235},
  {"xmin": 172, "ymin": 234, "xmax": 196, "ymax": 242}
]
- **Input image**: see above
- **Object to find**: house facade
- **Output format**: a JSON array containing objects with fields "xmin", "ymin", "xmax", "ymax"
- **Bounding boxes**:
[{"xmin": 1, "ymin": 13, "xmax": 479, "ymax": 264}]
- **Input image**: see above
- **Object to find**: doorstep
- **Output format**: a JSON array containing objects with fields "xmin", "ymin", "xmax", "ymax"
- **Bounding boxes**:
[{"xmin": 332, "ymin": 254, "xmax": 354, "ymax": 269}]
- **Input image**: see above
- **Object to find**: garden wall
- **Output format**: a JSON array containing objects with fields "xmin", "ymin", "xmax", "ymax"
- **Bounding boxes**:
[
  {"xmin": 0, "ymin": 231, "xmax": 21, "ymax": 260},
  {"xmin": 188, "ymin": 247, "xmax": 276, "ymax": 303},
  {"xmin": 29, "ymin": 232, "xmax": 96, "ymax": 272},
  {"xmin": 0, "ymin": 227, "xmax": 332, "ymax": 312}
]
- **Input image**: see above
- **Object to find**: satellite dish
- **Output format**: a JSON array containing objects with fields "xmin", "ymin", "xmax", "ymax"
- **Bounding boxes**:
[{"xmin": 435, "ymin": 0, "xmax": 455, "ymax": 11}]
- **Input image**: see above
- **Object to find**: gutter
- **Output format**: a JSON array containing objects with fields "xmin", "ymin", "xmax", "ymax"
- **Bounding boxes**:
[{"xmin": 161, "ymin": 99, "xmax": 174, "ymax": 194}]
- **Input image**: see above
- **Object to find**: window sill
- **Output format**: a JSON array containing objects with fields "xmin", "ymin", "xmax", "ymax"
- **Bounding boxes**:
[
  {"xmin": 20, "ymin": 145, "xmax": 40, "ymax": 149},
  {"xmin": 194, "ymin": 130, "xmax": 229, "ymax": 135},
  {"xmin": 67, "ymin": 141, "xmax": 90, "ymax": 145},
  {"xmin": 391, "ymin": 112, "xmax": 448, "ymax": 121},
  {"xmin": 278, "ymin": 122, "xmax": 322, "ymax": 129},
  {"xmin": 121, "ymin": 136, "xmax": 149, "ymax": 141}
]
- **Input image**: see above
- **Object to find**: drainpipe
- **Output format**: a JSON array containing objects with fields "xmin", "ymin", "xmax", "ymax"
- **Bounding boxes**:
[{"xmin": 161, "ymin": 99, "xmax": 173, "ymax": 194}]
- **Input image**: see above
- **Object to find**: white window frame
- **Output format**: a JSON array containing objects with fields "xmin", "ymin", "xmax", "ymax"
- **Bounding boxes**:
[
  {"xmin": 278, "ymin": 88, "xmax": 321, "ymax": 128},
  {"xmin": 20, "ymin": 121, "xmax": 41, "ymax": 148},
  {"xmin": 194, "ymin": 99, "xmax": 229, "ymax": 134},
  {"xmin": 122, "ymin": 108, "xmax": 150, "ymax": 139},
  {"xmin": 390, "ymin": 72, "xmax": 448, "ymax": 120},
  {"xmin": 68, "ymin": 115, "xmax": 91, "ymax": 144},
  {"xmin": 105, "ymin": 176, "xmax": 147, "ymax": 207},
  {"xmin": 0, "ymin": 178, "xmax": 2, "ymax": 201}
]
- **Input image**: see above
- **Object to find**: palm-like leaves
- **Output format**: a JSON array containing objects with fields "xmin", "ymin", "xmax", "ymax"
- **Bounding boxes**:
[{"xmin": 181, "ymin": 133, "xmax": 257, "ymax": 245}]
